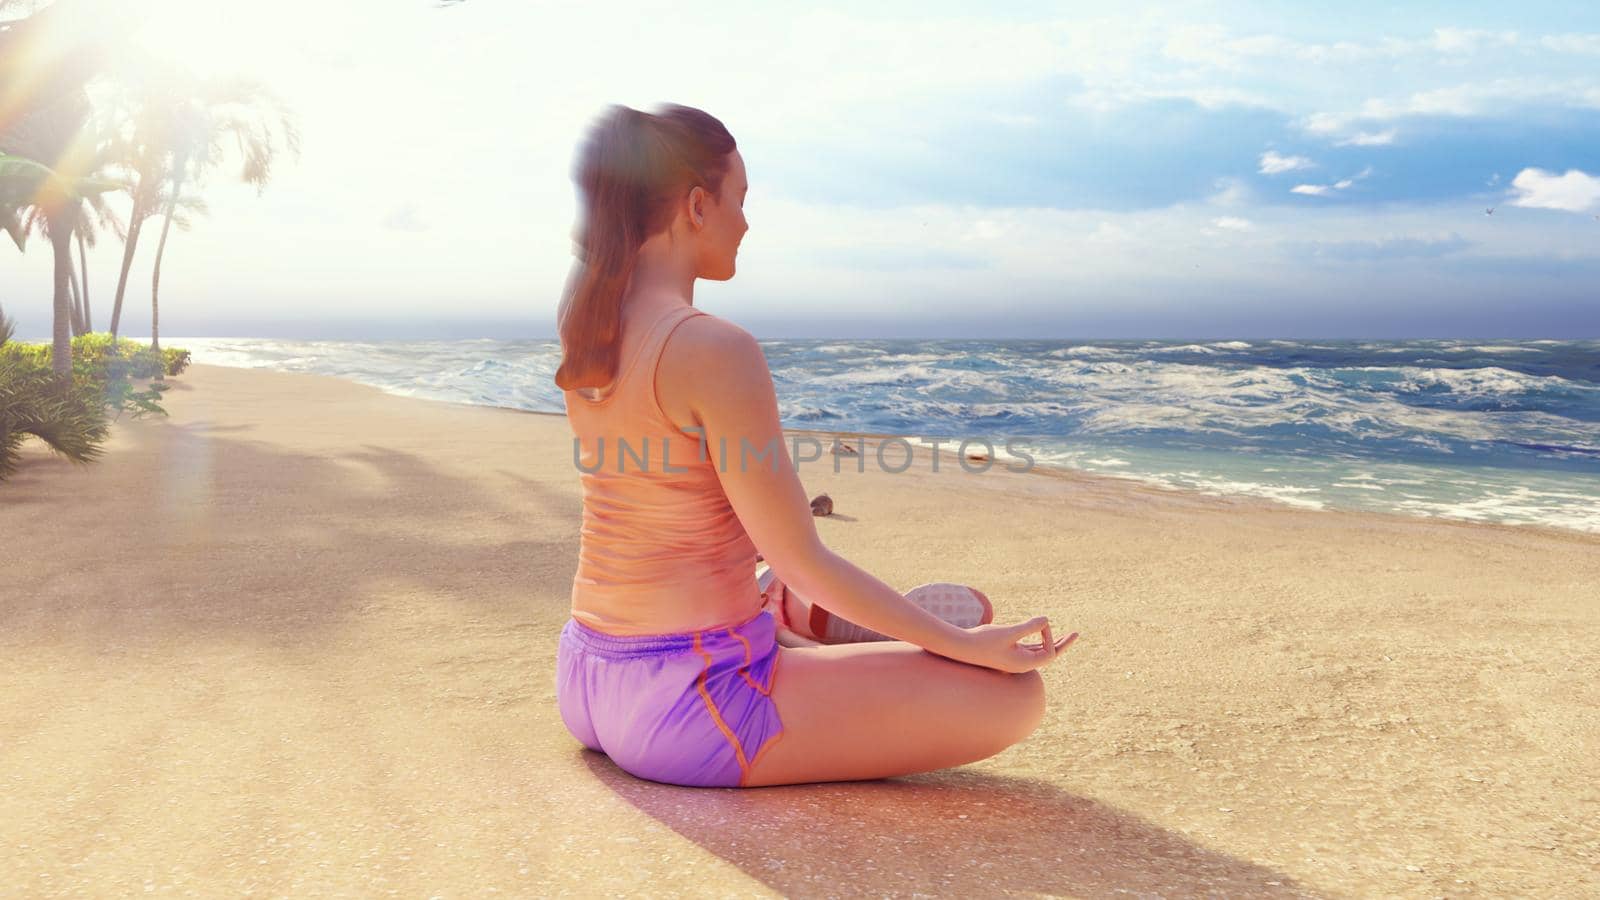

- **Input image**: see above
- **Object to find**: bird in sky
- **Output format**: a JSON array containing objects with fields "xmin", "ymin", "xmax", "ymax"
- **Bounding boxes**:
[{"xmin": 1485, "ymin": 207, "xmax": 1495, "ymax": 216}]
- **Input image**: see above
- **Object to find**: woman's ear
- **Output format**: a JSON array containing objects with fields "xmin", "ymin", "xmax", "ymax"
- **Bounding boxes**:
[{"xmin": 689, "ymin": 187, "xmax": 705, "ymax": 228}]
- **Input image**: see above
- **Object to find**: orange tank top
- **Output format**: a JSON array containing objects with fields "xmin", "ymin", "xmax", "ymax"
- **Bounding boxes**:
[{"xmin": 562, "ymin": 303, "xmax": 761, "ymax": 635}]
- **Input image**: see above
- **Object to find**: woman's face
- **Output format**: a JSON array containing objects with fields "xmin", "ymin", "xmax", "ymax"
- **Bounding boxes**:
[{"xmin": 692, "ymin": 149, "xmax": 748, "ymax": 281}]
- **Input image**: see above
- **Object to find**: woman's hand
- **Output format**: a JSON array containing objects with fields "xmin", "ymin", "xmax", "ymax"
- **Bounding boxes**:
[{"xmin": 936, "ymin": 616, "xmax": 1078, "ymax": 673}]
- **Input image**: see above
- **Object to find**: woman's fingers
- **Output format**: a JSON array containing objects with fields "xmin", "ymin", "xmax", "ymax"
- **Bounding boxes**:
[{"xmin": 1017, "ymin": 627, "xmax": 1081, "ymax": 669}]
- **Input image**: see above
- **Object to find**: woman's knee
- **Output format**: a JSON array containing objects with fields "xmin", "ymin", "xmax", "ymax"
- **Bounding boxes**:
[{"xmin": 1003, "ymin": 669, "xmax": 1047, "ymax": 742}]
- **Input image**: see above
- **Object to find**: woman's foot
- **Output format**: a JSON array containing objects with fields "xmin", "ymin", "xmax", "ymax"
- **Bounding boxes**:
[
  {"xmin": 757, "ymin": 561, "xmax": 993, "ymax": 644},
  {"xmin": 810, "ymin": 582, "xmax": 994, "ymax": 644}
]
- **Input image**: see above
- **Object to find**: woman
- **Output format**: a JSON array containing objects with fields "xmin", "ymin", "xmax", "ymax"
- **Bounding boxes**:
[{"xmin": 553, "ymin": 103, "xmax": 1077, "ymax": 789}]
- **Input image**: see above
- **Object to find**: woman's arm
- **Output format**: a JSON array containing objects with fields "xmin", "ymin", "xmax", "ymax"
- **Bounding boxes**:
[{"xmin": 663, "ymin": 316, "xmax": 971, "ymax": 658}]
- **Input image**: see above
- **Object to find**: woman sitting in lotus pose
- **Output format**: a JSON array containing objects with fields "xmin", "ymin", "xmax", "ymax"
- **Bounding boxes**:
[{"xmin": 553, "ymin": 102, "xmax": 1077, "ymax": 789}]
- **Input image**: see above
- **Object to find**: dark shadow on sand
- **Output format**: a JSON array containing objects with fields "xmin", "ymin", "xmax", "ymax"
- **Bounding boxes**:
[
  {"xmin": 577, "ymin": 752, "xmax": 1321, "ymax": 898},
  {"xmin": 1, "ymin": 416, "xmax": 573, "ymax": 641}
]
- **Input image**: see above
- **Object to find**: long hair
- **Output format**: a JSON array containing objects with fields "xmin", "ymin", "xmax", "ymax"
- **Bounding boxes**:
[{"xmin": 553, "ymin": 103, "xmax": 736, "ymax": 392}]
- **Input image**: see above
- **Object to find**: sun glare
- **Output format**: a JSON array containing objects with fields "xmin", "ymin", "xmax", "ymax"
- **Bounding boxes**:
[{"xmin": 127, "ymin": 0, "xmax": 303, "ymax": 80}]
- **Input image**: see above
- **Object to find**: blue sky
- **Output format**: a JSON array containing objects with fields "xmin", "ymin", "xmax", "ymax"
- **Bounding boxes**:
[{"xmin": 5, "ymin": 0, "xmax": 1600, "ymax": 339}]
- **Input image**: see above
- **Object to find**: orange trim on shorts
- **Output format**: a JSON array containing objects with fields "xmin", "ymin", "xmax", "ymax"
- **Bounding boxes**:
[
  {"xmin": 739, "ymin": 647, "xmax": 786, "ymax": 788},
  {"xmin": 727, "ymin": 627, "xmax": 774, "ymax": 696},
  {"xmin": 692, "ymin": 632, "xmax": 751, "ymax": 782}
]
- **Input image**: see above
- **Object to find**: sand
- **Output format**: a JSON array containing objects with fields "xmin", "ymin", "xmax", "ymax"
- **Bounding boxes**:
[{"xmin": 2, "ymin": 363, "xmax": 1596, "ymax": 898}]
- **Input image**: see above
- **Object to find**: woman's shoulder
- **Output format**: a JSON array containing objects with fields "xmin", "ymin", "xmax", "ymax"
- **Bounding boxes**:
[
  {"xmin": 671, "ymin": 308, "xmax": 757, "ymax": 350},
  {"xmin": 658, "ymin": 311, "xmax": 768, "ymax": 393}
]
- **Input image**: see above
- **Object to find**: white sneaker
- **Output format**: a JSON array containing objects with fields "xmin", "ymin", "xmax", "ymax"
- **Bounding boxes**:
[{"xmin": 758, "ymin": 563, "xmax": 994, "ymax": 643}]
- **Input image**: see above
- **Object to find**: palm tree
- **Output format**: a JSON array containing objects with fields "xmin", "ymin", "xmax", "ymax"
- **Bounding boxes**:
[
  {"xmin": 100, "ymin": 68, "xmax": 174, "ymax": 341},
  {"xmin": 152, "ymin": 76, "xmax": 299, "ymax": 352},
  {"xmin": 0, "ymin": 153, "xmax": 83, "ymax": 375},
  {"xmin": 0, "ymin": 0, "xmax": 136, "ymax": 375},
  {"xmin": 76, "ymin": 223, "xmax": 91, "ymax": 331},
  {"xmin": 2, "ymin": 153, "xmax": 123, "ymax": 345},
  {"xmin": 101, "ymin": 68, "xmax": 299, "ymax": 348}
]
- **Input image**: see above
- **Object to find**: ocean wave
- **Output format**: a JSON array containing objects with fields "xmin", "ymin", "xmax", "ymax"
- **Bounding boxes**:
[
  {"xmin": 1039, "ymin": 359, "xmax": 1594, "ymax": 451},
  {"xmin": 1154, "ymin": 343, "xmax": 1223, "ymax": 354},
  {"xmin": 1046, "ymin": 345, "xmax": 1125, "ymax": 358},
  {"xmin": 1370, "ymin": 365, "xmax": 1591, "ymax": 399}
]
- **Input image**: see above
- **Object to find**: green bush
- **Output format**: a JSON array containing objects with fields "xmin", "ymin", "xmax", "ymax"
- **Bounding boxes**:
[
  {"xmin": 163, "ymin": 346, "xmax": 191, "ymax": 377},
  {"xmin": 0, "ymin": 354, "xmax": 111, "ymax": 479},
  {"xmin": 0, "ymin": 332, "xmax": 189, "ymax": 480}
]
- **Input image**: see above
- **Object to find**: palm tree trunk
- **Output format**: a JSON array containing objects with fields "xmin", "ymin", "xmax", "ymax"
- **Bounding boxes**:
[
  {"xmin": 109, "ymin": 190, "xmax": 146, "ymax": 340},
  {"xmin": 68, "ymin": 247, "xmax": 85, "ymax": 336},
  {"xmin": 50, "ymin": 215, "xmax": 75, "ymax": 378},
  {"xmin": 77, "ymin": 228, "xmax": 92, "ymax": 333},
  {"xmin": 150, "ymin": 169, "xmax": 184, "ymax": 357}
]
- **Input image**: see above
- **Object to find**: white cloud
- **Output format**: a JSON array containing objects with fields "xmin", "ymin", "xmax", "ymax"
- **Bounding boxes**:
[
  {"xmin": 1337, "ymin": 129, "xmax": 1396, "ymax": 146},
  {"xmin": 991, "ymin": 112, "xmax": 1040, "ymax": 126},
  {"xmin": 1207, "ymin": 177, "xmax": 1252, "ymax": 207},
  {"xmin": 1259, "ymin": 150, "xmax": 1315, "ymax": 175},
  {"xmin": 1300, "ymin": 112, "xmax": 1346, "ymax": 135},
  {"xmin": 1087, "ymin": 221, "xmax": 1134, "ymax": 243},
  {"xmin": 382, "ymin": 203, "xmax": 428, "ymax": 232},
  {"xmin": 1162, "ymin": 25, "xmax": 1419, "ymax": 70},
  {"xmin": 1304, "ymin": 78, "xmax": 1600, "ymax": 135},
  {"xmin": 1294, "ymin": 167, "xmax": 1371, "ymax": 197},
  {"xmin": 965, "ymin": 218, "xmax": 1006, "ymax": 241},
  {"xmin": 1542, "ymin": 34, "xmax": 1600, "ymax": 55},
  {"xmin": 1432, "ymin": 28, "xmax": 1519, "ymax": 55},
  {"xmin": 1212, "ymin": 216, "xmax": 1254, "ymax": 231},
  {"xmin": 1507, "ymin": 167, "xmax": 1600, "ymax": 213}
]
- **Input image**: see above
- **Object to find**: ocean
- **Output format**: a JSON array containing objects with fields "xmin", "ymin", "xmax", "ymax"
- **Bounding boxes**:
[{"xmin": 169, "ymin": 336, "xmax": 1600, "ymax": 535}]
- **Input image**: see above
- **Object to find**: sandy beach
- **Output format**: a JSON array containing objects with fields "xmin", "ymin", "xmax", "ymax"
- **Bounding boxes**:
[{"xmin": 2, "ymin": 362, "xmax": 1597, "ymax": 898}]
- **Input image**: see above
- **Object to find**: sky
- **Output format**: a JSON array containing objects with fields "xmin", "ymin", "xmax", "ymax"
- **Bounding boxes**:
[{"xmin": 5, "ymin": 0, "xmax": 1600, "ymax": 340}]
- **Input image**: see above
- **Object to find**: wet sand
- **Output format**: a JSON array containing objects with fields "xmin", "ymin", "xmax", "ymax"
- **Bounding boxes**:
[{"xmin": 2, "ymin": 363, "xmax": 1596, "ymax": 897}]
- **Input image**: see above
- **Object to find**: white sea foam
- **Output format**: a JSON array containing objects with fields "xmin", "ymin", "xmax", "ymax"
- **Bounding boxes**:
[
  {"xmin": 1370, "ymin": 365, "xmax": 1585, "ymax": 399},
  {"xmin": 1119, "ymin": 471, "xmax": 1329, "ymax": 510},
  {"xmin": 1047, "ymin": 345, "xmax": 1125, "ymax": 358},
  {"xmin": 1035, "ymin": 359, "xmax": 1595, "ymax": 452},
  {"xmin": 1394, "ymin": 486, "xmax": 1600, "ymax": 533}
]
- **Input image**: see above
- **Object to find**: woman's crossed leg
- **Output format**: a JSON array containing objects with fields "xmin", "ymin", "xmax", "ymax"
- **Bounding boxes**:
[{"xmin": 741, "ymin": 638, "xmax": 1046, "ymax": 787}]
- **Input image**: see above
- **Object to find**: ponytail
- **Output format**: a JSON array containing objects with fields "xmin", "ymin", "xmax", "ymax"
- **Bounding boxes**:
[{"xmin": 553, "ymin": 103, "xmax": 735, "ymax": 392}]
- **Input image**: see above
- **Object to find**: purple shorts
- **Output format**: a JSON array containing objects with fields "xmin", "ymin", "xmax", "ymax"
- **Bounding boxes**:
[{"xmin": 556, "ymin": 608, "xmax": 787, "ymax": 788}]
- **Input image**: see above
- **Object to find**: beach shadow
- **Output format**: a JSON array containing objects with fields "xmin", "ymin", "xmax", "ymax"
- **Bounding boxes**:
[
  {"xmin": 154, "ymin": 419, "xmax": 255, "ymax": 434},
  {"xmin": 577, "ymin": 753, "xmax": 1318, "ymax": 898},
  {"xmin": 1, "ymin": 417, "xmax": 572, "ymax": 640}
]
